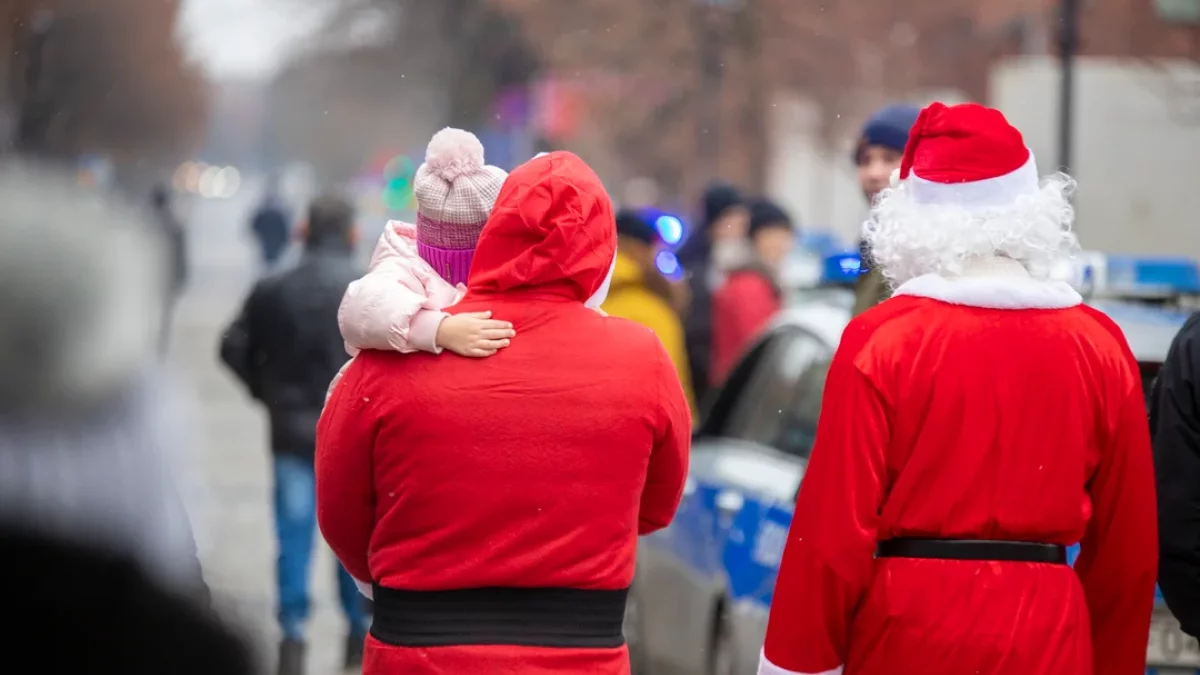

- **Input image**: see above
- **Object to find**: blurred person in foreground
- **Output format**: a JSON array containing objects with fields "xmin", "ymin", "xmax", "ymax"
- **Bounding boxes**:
[
  {"xmin": 151, "ymin": 183, "xmax": 188, "ymax": 353},
  {"xmin": 252, "ymin": 179, "xmax": 293, "ymax": 272},
  {"xmin": 602, "ymin": 209, "xmax": 696, "ymax": 414},
  {"xmin": 220, "ymin": 193, "xmax": 370, "ymax": 675},
  {"xmin": 678, "ymin": 182, "xmax": 751, "ymax": 402},
  {"xmin": 1151, "ymin": 313, "xmax": 1200, "ymax": 637},
  {"xmin": 710, "ymin": 198, "xmax": 796, "ymax": 386},
  {"xmin": 850, "ymin": 103, "xmax": 919, "ymax": 317},
  {"xmin": 317, "ymin": 151, "xmax": 691, "ymax": 675},
  {"xmin": 0, "ymin": 164, "xmax": 250, "ymax": 674},
  {"xmin": 760, "ymin": 103, "xmax": 1156, "ymax": 675}
]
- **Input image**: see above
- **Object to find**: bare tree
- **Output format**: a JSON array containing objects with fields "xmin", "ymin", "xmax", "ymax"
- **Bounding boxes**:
[{"xmin": 6, "ymin": 0, "xmax": 207, "ymax": 164}]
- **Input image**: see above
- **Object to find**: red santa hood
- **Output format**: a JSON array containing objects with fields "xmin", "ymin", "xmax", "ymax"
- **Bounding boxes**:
[{"xmin": 464, "ymin": 151, "xmax": 617, "ymax": 308}]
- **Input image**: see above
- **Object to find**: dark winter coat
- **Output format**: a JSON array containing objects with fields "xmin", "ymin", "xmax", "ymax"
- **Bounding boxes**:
[
  {"xmin": 220, "ymin": 245, "xmax": 360, "ymax": 460},
  {"xmin": 251, "ymin": 203, "xmax": 291, "ymax": 265},
  {"xmin": 1151, "ymin": 311, "xmax": 1200, "ymax": 637}
]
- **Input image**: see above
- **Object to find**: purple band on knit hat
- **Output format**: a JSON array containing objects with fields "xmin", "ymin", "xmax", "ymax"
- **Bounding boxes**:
[
  {"xmin": 417, "ymin": 212, "xmax": 486, "ymax": 250},
  {"xmin": 418, "ymin": 241, "xmax": 475, "ymax": 287}
]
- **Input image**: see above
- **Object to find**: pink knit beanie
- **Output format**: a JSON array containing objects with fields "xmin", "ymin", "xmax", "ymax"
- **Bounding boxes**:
[{"xmin": 412, "ymin": 128, "xmax": 508, "ymax": 285}]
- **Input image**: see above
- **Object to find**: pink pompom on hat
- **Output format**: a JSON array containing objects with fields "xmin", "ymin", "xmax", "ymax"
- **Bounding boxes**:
[
  {"xmin": 896, "ymin": 101, "xmax": 1039, "ymax": 210},
  {"xmin": 413, "ymin": 128, "xmax": 508, "ymax": 286}
]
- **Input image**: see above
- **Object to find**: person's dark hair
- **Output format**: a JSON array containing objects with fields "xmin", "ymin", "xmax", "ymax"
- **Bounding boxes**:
[
  {"xmin": 305, "ymin": 193, "xmax": 355, "ymax": 248},
  {"xmin": 615, "ymin": 209, "xmax": 660, "ymax": 245},
  {"xmin": 678, "ymin": 182, "xmax": 745, "ymax": 265},
  {"xmin": 748, "ymin": 198, "xmax": 794, "ymax": 239}
]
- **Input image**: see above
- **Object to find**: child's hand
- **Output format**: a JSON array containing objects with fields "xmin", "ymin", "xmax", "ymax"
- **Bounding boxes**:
[{"xmin": 436, "ymin": 311, "xmax": 515, "ymax": 358}]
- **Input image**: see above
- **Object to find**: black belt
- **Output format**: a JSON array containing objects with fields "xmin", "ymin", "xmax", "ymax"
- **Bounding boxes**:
[
  {"xmin": 369, "ymin": 585, "xmax": 628, "ymax": 648},
  {"xmin": 876, "ymin": 538, "xmax": 1068, "ymax": 564}
]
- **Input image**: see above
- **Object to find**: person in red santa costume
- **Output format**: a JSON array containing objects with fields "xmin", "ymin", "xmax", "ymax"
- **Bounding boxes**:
[
  {"xmin": 758, "ymin": 102, "xmax": 1157, "ymax": 675},
  {"xmin": 316, "ymin": 150, "xmax": 692, "ymax": 675}
]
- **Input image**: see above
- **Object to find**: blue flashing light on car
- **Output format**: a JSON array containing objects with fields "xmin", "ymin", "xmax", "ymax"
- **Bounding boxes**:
[
  {"xmin": 1065, "ymin": 252, "xmax": 1200, "ymax": 299},
  {"xmin": 656, "ymin": 250, "xmax": 683, "ymax": 281},
  {"xmin": 655, "ymin": 215, "xmax": 684, "ymax": 246},
  {"xmin": 821, "ymin": 251, "xmax": 867, "ymax": 286}
]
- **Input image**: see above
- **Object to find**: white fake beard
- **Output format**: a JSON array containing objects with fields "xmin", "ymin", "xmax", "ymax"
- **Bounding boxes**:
[{"xmin": 862, "ymin": 172, "xmax": 1080, "ymax": 286}]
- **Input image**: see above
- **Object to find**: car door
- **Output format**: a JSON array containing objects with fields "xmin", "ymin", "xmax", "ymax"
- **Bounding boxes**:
[{"xmin": 636, "ymin": 329, "xmax": 824, "ymax": 674}]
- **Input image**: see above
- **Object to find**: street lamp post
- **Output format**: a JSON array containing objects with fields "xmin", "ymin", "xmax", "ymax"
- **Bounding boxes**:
[
  {"xmin": 1057, "ymin": 0, "xmax": 1081, "ymax": 175},
  {"xmin": 15, "ymin": 10, "xmax": 56, "ymax": 156},
  {"xmin": 694, "ymin": 0, "xmax": 742, "ymax": 186}
]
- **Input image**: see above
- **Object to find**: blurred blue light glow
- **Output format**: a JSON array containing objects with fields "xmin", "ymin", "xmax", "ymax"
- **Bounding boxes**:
[
  {"xmin": 656, "ymin": 250, "xmax": 682, "ymax": 279},
  {"xmin": 822, "ymin": 252, "xmax": 866, "ymax": 285},
  {"xmin": 655, "ymin": 215, "xmax": 684, "ymax": 245}
]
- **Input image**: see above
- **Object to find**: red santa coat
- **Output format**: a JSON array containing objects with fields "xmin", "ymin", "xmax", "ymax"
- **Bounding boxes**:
[
  {"xmin": 316, "ymin": 151, "xmax": 692, "ymax": 675},
  {"xmin": 760, "ymin": 268, "xmax": 1157, "ymax": 675}
]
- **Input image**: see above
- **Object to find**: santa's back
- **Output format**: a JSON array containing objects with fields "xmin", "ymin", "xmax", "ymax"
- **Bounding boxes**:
[{"xmin": 856, "ymin": 291, "xmax": 1139, "ymax": 546}]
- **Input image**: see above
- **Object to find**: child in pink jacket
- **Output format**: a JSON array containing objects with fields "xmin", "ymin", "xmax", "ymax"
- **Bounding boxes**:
[{"xmin": 333, "ymin": 128, "xmax": 514, "ymax": 394}]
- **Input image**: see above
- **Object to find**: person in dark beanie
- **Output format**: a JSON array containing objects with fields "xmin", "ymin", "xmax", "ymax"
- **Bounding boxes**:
[
  {"xmin": 710, "ymin": 198, "xmax": 797, "ymax": 385},
  {"xmin": 678, "ymin": 182, "xmax": 750, "ymax": 402},
  {"xmin": 221, "ymin": 193, "xmax": 369, "ymax": 675},
  {"xmin": 851, "ymin": 103, "xmax": 920, "ymax": 317},
  {"xmin": 602, "ymin": 210, "xmax": 696, "ymax": 413}
]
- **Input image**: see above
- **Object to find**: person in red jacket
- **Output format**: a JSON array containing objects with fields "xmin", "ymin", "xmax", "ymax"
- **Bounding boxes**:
[
  {"xmin": 710, "ymin": 198, "xmax": 796, "ymax": 385},
  {"xmin": 316, "ymin": 150, "xmax": 692, "ymax": 675},
  {"xmin": 758, "ymin": 102, "xmax": 1157, "ymax": 675}
]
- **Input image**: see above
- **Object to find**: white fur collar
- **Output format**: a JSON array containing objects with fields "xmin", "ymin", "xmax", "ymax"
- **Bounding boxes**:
[{"xmin": 892, "ymin": 258, "xmax": 1082, "ymax": 309}]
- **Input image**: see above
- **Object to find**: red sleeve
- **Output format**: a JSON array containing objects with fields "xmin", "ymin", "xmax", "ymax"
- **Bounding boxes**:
[
  {"xmin": 711, "ymin": 273, "xmax": 782, "ymax": 385},
  {"xmin": 1075, "ymin": 325, "xmax": 1158, "ymax": 675},
  {"xmin": 639, "ymin": 340, "xmax": 693, "ymax": 535},
  {"xmin": 761, "ymin": 321, "xmax": 889, "ymax": 674},
  {"xmin": 315, "ymin": 354, "xmax": 379, "ymax": 585}
]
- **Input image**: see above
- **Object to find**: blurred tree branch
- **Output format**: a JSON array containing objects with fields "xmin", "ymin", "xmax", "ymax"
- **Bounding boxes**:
[{"xmin": 3, "ymin": 0, "xmax": 207, "ymax": 165}]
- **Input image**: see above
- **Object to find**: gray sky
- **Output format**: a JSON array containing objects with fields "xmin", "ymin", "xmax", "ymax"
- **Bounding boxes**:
[{"xmin": 179, "ymin": 0, "xmax": 335, "ymax": 79}]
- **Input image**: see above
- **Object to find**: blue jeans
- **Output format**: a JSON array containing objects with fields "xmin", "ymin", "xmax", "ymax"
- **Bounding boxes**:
[{"xmin": 273, "ymin": 455, "xmax": 369, "ymax": 641}]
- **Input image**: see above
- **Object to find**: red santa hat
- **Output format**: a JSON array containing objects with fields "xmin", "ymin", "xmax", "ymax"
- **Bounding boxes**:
[{"xmin": 894, "ymin": 102, "xmax": 1040, "ymax": 209}]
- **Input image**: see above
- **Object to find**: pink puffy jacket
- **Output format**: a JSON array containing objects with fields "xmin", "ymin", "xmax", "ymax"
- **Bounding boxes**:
[
  {"xmin": 327, "ymin": 221, "xmax": 465, "ymax": 403},
  {"xmin": 339, "ymin": 220, "xmax": 465, "ymax": 356}
]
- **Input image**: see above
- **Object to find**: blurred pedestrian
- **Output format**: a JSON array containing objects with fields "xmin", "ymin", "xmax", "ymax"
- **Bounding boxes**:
[
  {"xmin": 0, "ymin": 163, "xmax": 248, "ymax": 674},
  {"xmin": 678, "ymin": 182, "xmax": 750, "ymax": 402},
  {"xmin": 850, "ymin": 103, "xmax": 919, "ymax": 317},
  {"xmin": 603, "ymin": 209, "xmax": 697, "ymax": 414},
  {"xmin": 150, "ymin": 183, "xmax": 188, "ymax": 353},
  {"xmin": 335, "ymin": 128, "xmax": 514, "ymax": 384},
  {"xmin": 317, "ymin": 151, "xmax": 690, "ymax": 675},
  {"xmin": 709, "ymin": 198, "xmax": 796, "ymax": 386},
  {"xmin": 761, "ymin": 103, "xmax": 1155, "ymax": 675},
  {"xmin": 220, "ymin": 193, "xmax": 369, "ymax": 675},
  {"xmin": 1151, "ymin": 313, "xmax": 1200, "ymax": 637},
  {"xmin": 251, "ymin": 179, "xmax": 292, "ymax": 272}
]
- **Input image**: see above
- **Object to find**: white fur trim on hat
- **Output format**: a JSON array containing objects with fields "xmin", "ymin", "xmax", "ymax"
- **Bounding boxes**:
[
  {"xmin": 908, "ymin": 154, "xmax": 1040, "ymax": 210},
  {"xmin": 585, "ymin": 254, "xmax": 617, "ymax": 308}
]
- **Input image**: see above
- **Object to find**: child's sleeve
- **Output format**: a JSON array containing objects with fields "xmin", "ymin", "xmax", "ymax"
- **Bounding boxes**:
[{"xmin": 338, "ymin": 265, "xmax": 448, "ymax": 355}]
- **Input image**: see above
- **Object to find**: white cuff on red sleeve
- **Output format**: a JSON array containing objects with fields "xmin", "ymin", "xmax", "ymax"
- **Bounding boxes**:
[
  {"xmin": 353, "ymin": 578, "xmax": 374, "ymax": 600},
  {"xmin": 758, "ymin": 650, "xmax": 843, "ymax": 675}
]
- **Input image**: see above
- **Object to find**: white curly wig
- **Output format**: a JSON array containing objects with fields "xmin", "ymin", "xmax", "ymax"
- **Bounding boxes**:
[{"xmin": 862, "ymin": 170, "xmax": 1081, "ymax": 287}]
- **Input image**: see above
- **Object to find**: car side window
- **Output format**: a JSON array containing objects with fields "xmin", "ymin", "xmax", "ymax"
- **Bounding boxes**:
[{"xmin": 723, "ymin": 331, "xmax": 828, "ymax": 458}]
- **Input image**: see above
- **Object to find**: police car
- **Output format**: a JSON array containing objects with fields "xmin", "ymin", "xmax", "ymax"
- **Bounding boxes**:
[{"xmin": 626, "ymin": 251, "xmax": 1200, "ymax": 675}]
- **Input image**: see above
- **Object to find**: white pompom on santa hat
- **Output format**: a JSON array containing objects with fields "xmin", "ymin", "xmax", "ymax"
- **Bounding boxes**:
[
  {"xmin": 864, "ymin": 101, "xmax": 1079, "ymax": 293},
  {"xmin": 893, "ymin": 101, "xmax": 1040, "ymax": 209}
]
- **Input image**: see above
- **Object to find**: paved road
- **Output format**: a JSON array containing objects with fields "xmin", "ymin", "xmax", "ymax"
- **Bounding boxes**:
[{"xmin": 165, "ymin": 180, "xmax": 352, "ymax": 675}]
